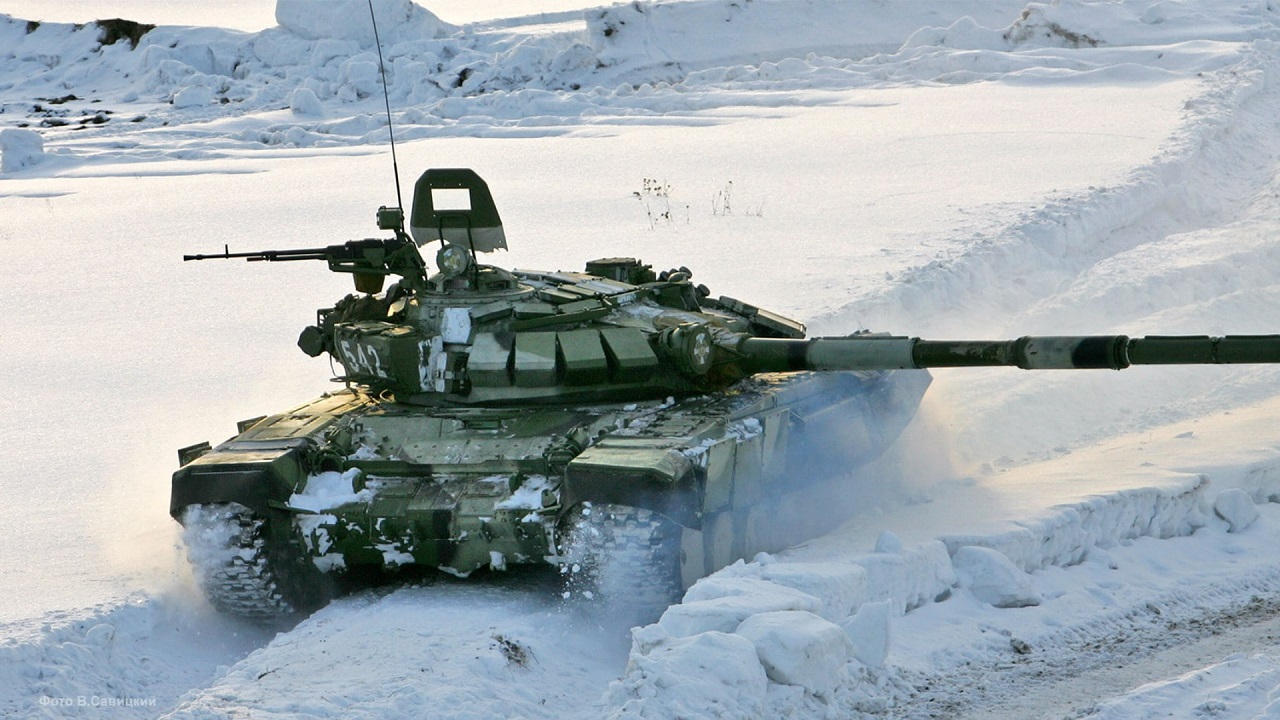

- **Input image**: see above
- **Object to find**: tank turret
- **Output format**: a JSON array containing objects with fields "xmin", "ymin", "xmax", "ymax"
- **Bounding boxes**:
[{"xmin": 171, "ymin": 168, "xmax": 1280, "ymax": 622}]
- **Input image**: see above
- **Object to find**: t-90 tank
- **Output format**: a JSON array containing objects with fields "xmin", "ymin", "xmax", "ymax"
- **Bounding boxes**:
[{"xmin": 173, "ymin": 168, "xmax": 1280, "ymax": 621}]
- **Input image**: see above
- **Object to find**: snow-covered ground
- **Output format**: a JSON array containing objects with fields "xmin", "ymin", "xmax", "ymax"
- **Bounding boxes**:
[{"xmin": 4, "ymin": 0, "xmax": 1280, "ymax": 717}]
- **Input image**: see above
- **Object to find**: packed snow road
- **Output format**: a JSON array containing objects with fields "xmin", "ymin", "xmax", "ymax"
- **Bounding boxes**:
[{"xmin": 6, "ymin": 0, "xmax": 1280, "ymax": 718}]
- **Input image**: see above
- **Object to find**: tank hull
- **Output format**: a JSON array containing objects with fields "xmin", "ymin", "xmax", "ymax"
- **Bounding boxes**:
[{"xmin": 171, "ymin": 368, "xmax": 929, "ymax": 600}]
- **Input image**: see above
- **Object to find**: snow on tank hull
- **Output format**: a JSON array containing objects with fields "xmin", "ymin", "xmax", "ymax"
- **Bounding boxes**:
[{"xmin": 171, "ymin": 366, "xmax": 929, "ymax": 618}]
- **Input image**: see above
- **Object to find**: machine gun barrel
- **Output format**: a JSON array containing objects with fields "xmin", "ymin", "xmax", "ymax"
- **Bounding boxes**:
[
  {"xmin": 183, "ymin": 239, "xmax": 407, "ymax": 263},
  {"xmin": 183, "ymin": 247, "xmax": 329, "ymax": 262},
  {"xmin": 739, "ymin": 334, "xmax": 1280, "ymax": 372},
  {"xmin": 182, "ymin": 238, "xmax": 428, "ymax": 294}
]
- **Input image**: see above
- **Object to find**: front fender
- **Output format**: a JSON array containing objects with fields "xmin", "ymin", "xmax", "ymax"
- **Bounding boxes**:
[
  {"xmin": 170, "ymin": 442, "xmax": 309, "ymax": 519},
  {"xmin": 564, "ymin": 444, "xmax": 701, "ymax": 528}
]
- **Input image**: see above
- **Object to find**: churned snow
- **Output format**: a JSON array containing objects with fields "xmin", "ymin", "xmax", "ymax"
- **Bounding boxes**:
[{"xmin": 4, "ymin": 0, "xmax": 1280, "ymax": 718}]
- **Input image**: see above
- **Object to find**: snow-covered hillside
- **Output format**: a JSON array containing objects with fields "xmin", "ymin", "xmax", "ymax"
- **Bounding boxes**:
[{"xmin": 4, "ymin": 0, "xmax": 1280, "ymax": 717}]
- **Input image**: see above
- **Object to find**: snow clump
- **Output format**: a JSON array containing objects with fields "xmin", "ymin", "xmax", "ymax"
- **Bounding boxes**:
[
  {"xmin": 1214, "ymin": 488, "xmax": 1260, "ymax": 533},
  {"xmin": 952, "ymin": 545, "xmax": 1041, "ymax": 608},
  {"xmin": 289, "ymin": 86, "xmax": 324, "ymax": 116},
  {"xmin": 0, "ymin": 129, "xmax": 44, "ymax": 173},
  {"xmin": 172, "ymin": 85, "xmax": 213, "ymax": 108},
  {"xmin": 289, "ymin": 468, "xmax": 373, "ymax": 512}
]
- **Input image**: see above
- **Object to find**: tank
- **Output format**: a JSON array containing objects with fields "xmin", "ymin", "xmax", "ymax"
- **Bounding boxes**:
[{"xmin": 173, "ymin": 168, "xmax": 1280, "ymax": 621}]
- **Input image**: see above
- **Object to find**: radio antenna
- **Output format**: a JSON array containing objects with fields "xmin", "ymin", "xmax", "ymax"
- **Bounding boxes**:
[{"xmin": 368, "ymin": 0, "xmax": 405, "ymax": 220}]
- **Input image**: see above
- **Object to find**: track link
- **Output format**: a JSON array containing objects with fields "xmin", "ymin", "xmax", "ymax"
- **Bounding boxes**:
[
  {"xmin": 181, "ymin": 503, "xmax": 325, "ymax": 622},
  {"xmin": 560, "ymin": 503, "xmax": 683, "ymax": 623}
]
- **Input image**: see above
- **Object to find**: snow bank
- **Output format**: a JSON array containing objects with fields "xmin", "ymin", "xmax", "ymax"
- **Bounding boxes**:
[
  {"xmin": 4, "ymin": 0, "xmax": 1279, "ymax": 161},
  {"xmin": 819, "ymin": 40, "xmax": 1280, "ymax": 331},
  {"xmin": 608, "ymin": 470, "xmax": 1280, "ymax": 715},
  {"xmin": 584, "ymin": 0, "xmax": 1014, "ymax": 81},
  {"xmin": 609, "ymin": 539, "xmax": 955, "ymax": 712},
  {"xmin": 940, "ymin": 478, "xmax": 1212, "ymax": 572},
  {"xmin": 275, "ymin": 0, "xmax": 454, "ymax": 46},
  {"xmin": 0, "ymin": 0, "xmax": 1038, "ymax": 155}
]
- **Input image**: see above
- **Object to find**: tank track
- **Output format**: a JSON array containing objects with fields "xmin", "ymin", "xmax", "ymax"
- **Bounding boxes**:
[
  {"xmin": 181, "ymin": 503, "xmax": 325, "ymax": 622},
  {"xmin": 560, "ymin": 503, "xmax": 683, "ymax": 621}
]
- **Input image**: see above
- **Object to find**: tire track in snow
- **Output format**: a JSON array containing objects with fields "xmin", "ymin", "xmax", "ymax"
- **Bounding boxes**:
[
  {"xmin": 922, "ymin": 60, "xmax": 1280, "ymax": 470},
  {"xmin": 887, "ymin": 565, "xmax": 1280, "ymax": 720},
  {"xmin": 818, "ymin": 43, "xmax": 1280, "ymax": 338}
]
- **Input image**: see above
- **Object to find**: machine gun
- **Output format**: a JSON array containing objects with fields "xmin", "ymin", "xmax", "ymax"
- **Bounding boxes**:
[{"xmin": 184, "ymin": 236, "xmax": 428, "ymax": 294}]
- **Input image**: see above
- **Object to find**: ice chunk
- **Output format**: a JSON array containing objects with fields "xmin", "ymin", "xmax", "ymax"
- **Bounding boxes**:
[
  {"xmin": 761, "ymin": 562, "xmax": 869, "ymax": 621},
  {"xmin": 841, "ymin": 600, "xmax": 891, "ymax": 669},
  {"xmin": 857, "ymin": 540, "xmax": 957, "ymax": 614},
  {"xmin": 661, "ymin": 578, "xmax": 823, "ymax": 637},
  {"xmin": 735, "ymin": 610, "xmax": 853, "ymax": 696},
  {"xmin": 604, "ymin": 631, "xmax": 767, "ymax": 716}
]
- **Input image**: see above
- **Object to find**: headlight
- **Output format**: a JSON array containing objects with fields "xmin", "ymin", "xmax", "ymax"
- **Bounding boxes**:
[{"xmin": 436, "ymin": 244, "xmax": 472, "ymax": 278}]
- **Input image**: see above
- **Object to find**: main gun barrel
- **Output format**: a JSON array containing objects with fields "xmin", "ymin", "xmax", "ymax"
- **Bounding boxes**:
[{"xmin": 740, "ymin": 335, "xmax": 1280, "ymax": 373}]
